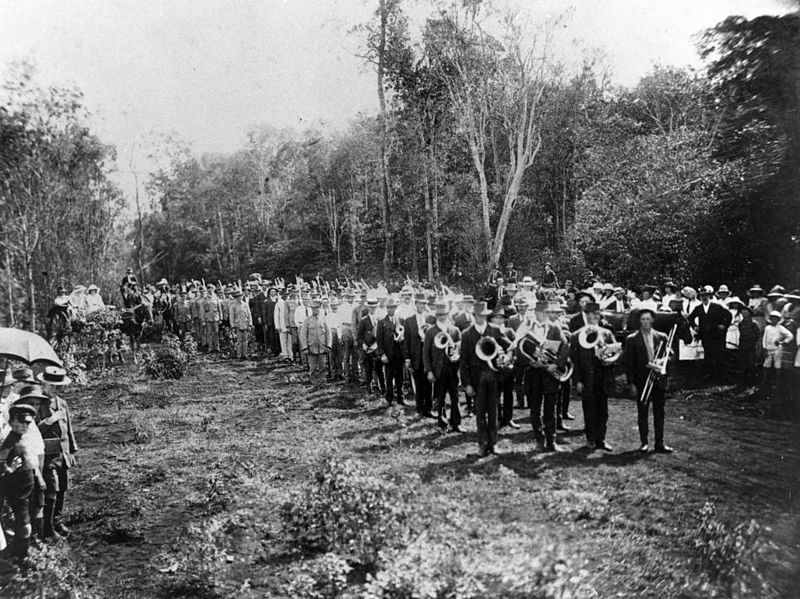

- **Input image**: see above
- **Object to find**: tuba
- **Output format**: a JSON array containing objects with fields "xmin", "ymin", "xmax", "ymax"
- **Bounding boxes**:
[{"xmin": 475, "ymin": 336, "xmax": 500, "ymax": 371}]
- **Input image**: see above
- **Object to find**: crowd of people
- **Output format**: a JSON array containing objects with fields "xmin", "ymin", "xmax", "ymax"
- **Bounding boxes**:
[
  {"xmin": 2, "ymin": 263, "xmax": 798, "ymax": 567},
  {"xmin": 0, "ymin": 366, "xmax": 76, "ymax": 564}
]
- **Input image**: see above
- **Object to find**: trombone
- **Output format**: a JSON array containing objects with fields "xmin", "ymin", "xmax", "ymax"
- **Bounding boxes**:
[{"xmin": 639, "ymin": 324, "xmax": 677, "ymax": 405}]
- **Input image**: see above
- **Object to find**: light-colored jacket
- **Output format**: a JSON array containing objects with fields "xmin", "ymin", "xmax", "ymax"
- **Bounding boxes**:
[
  {"xmin": 299, "ymin": 315, "xmax": 330, "ymax": 354},
  {"xmin": 229, "ymin": 299, "xmax": 253, "ymax": 329},
  {"xmin": 202, "ymin": 296, "xmax": 222, "ymax": 322}
]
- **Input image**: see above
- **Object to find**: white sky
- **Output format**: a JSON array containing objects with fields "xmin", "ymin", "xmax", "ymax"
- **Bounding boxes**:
[{"xmin": 0, "ymin": 0, "xmax": 793, "ymax": 202}]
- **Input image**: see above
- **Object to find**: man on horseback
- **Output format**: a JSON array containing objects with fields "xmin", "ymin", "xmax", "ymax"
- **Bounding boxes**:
[
  {"xmin": 120, "ymin": 268, "xmax": 139, "ymax": 309},
  {"xmin": 46, "ymin": 287, "xmax": 75, "ymax": 350}
]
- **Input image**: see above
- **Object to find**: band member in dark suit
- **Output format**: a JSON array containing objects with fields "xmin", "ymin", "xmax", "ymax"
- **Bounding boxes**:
[
  {"xmin": 357, "ymin": 298, "xmax": 384, "ymax": 395},
  {"xmin": 688, "ymin": 286, "xmax": 732, "ymax": 375},
  {"xmin": 377, "ymin": 298, "xmax": 406, "ymax": 406},
  {"xmin": 453, "ymin": 295, "xmax": 475, "ymax": 332},
  {"xmin": 459, "ymin": 302, "xmax": 510, "ymax": 456},
  {"xmin": 571, "ymin": 303, "xmax": 618, "ymax": 451},
  {"xmin": 424, "ymin": 303, "xmax": 463, "ymax": 431},
  {"xmin": 569, "ymin": 292, "xmax": 594, "ymax": 329},
  {"xmin": 625, "ymin": 308, "xmax": 673, "ymax": 453},
  {"xmin": 523, "ymin": 301, "xmax": 570, "ymax": 451},
  {"xmin": 491, "ymin": 307, "xmax": 520, "ymax": 429},
  {"xmin": 404, "ymin": 294, "xmax": 434, "ymax": 416},
  {"xmin": 264, "ymin": 286, "xmax": 279, "ymax": 355},
  {"xmin": 507, "ymin": 298, "xmax": 529, "ymax": 410}
]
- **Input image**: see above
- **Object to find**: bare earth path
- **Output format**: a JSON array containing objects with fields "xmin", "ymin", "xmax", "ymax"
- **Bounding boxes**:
[{"xmin": 54, "ymin": 353, "xmax": 800, "ymax": 598}]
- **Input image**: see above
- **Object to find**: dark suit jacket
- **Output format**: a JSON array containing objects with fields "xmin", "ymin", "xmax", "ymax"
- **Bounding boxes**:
[
  {"xmin": 570, "ymin": 326, "xmax": 617, "ymax": 388},
  {"xmin": 264, "ymin": 297, "xmax": 277, "ymax": 328},
  {"xmin": 624, "ymin": 329, "xmax": 669, "ymax": 390},
  {"xmin": 356, "ymin": 314, "xmax": 378, "ymax": 348},
  {"xmin": 453, "ymin": 312, "xmax": 473, "ymax": 332},
  {"xmin": 569, "ymin": 312, "xmax": 589, "ymax": 333},
  {"xmin": 376, "ymin": 315, "xmax": 403, "ymax": 360},
  {"xmin": 423, "ymin": 323, "xmax": 461, "ymax": 379},
  {"xmin": 688, "ymin": 302, "xmax": 732, "ymax": 341},
  {"xmin": 403, "ymin": 314, "xmax": 434, "ymax": 369},
  {"xmin": 459, "ymin": 324, "xmax": 510, "ymax": 388}
]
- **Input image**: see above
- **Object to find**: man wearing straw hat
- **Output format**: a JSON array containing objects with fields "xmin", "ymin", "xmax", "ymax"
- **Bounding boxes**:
[
  {"xmin": 300, "ymin": 300, "xmax": 331, "ymax": 384},
  {"xmin": 37, "ymin": 366, "xmax": 78, "ymax": 540}
]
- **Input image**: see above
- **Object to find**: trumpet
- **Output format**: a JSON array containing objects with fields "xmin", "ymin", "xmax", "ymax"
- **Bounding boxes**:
[
  {"xmin": 578, "ymin": 325, "xmax": 622, "ymax": 365},
  {"xmin": 434, "ymin": 330, "xmax": 461, "ymax": 362},
  {"xmin": 475, "ymin": 336, "xmax": 500, "ymax": 371},
  {"xmin": 394, "ymin": 323, "xmax": 405, "ymax": 342}
]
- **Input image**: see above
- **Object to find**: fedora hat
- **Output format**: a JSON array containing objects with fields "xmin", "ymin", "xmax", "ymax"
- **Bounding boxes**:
[
  {"xmin": 18, "ymin": 384, "xmax": 48, "ymax": 402},
  {"xmin": 433, "ymin": 302, "xmax": 449, "ymax": 315},
  {"xmin": 37, "ymin": 366, "xmax": 71, "ymax": 386},
  {"xmin": 473, "ymin": 301, "xmax": 492, "ymax": 317},
  {"xmin": 9, "ymin": 400, "xmax": 37, "ymax": 419},
  {"xmin": 413, "ymin": 293, "xmax": 428, "ymax": 303},
  {"xmin": 5, "ymin": 367, "xmax": 37, "ymax": 386},
  {"xmin": 637, "ymin": 306, "xmax": 657, "ymax": 318}
]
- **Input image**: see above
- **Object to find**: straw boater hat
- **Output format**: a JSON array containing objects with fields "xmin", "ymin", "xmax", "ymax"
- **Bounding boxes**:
[
  {"xmin": 17, "ymin": 384, "xmax": 48, "ymax": 403},
  {"xmin": 767, "ymin": 285, "xmax": 786, "ymax": 299},
  {"xmin": 434, "ymin": 302, "xmax": 450, "ymax": 315},
  {"xmin": 699, "ymin": 285, "xmax": 714, "ymax": 296},
  {"xmin": 462, "ymin": 295, "xmax": 475, "ymax": 303},
  {"xmin": 37, "ymin": 366, "xmax": 71, "ymax": 387},
  {"xmin": 365, "ymin": 298, "xmax": 378, "ymax": 307},
  {"xmin": 748, "ymin": 284, "xmax": 765, "ymax": 296}
]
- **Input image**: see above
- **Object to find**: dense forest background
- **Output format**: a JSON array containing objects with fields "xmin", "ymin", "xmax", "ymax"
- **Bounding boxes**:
[{"xmin": 1, "ymin": 4, "xmax": 799, "ymax": 330}]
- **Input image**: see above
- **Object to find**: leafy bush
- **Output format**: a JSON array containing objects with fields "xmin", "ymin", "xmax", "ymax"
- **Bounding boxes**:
[
  {"xmin": 156, "ymin": 517, "xmax": 232, "ymax": 598},
  {"xmin": 285, "ymin": 553, "xmax": 352, "ymax": 599},
  {"xmin": 363, "ymin": 536, "xmax": 592, "ymax": 599},
  {"xmin": 1, "ymin": 541, "xmax": 95, "ymax": 598},
  {"xmin": 180, "ymin": 332, "xmax": 198, "ymax": 360},
  {"xmin": 281, "ymin": 458, "xmax": 408, "ymax": 567},
  {"xmin": 141, "ymin": 334, "xmax": 191, "ymax": 379},
  {"xmin": 695, "ymin": 502, "xmax": 773, "ymax": 598},
  {"xmin": 72, "ymin": 309, "xmax": 128, "ymax": 368}
]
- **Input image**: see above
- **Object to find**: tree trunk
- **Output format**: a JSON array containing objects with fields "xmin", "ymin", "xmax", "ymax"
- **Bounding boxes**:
[
  {"xmin": 4, "ymin": 232, "xmax": 14, "ymax": 327},
  {"xmin": 409, "ymin": 214, "xmax": 419, "ymax": 280},
  {"xmin": 421, "ymin": 146, "xmax": 434, "ymax": 281},
  {"xmin": 377, "ymin": 0, "xmax": 392, "ymax": 280},
  {"xmin": 132, "ymin": 167, "xmax": 145, "ymax": 287},
  {"xmin": 25, "ymin": 254, "xmax": 35, "ymax": 333}
]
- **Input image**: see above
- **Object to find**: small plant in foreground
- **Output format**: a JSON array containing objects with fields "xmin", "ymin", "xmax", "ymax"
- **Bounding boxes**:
[
  {"xmin": 696, "ymin": 502, "xmax": 773, "ymax": 598},
  {"xmin": 281, "ymin": 457, "xmax": 408, "ymax": 567},
  {"xmin": 285, "ymin": 552, "xmax": 352, "ymax": 599}
]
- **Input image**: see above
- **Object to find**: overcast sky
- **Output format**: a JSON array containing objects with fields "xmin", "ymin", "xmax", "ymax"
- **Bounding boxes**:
[{"xmin": 0, "ymin": 0, "xmax": 793, "ymax": 201}]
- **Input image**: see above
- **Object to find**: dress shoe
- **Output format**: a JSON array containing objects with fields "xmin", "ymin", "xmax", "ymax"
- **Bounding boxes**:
[
  {"xmin": 556, "ymin": 422, "xmax": 570, "ymax": 432},
  {"xmin": 595, "ymin": 441, "xmax": 613, "ymax": 452},
  {"xmin": 424, "ymin": 411, "xmax": 437, "ymax": 419},
  {"xmin": 639, "ymin": 443, "xmax": 650, "ymax": 453},
  {"xmin": 655, "ymin": 444, "xmax": 674, "ymax": 454},
  {"xmin": 397, "ymin": 399, "xmax": 407, "ymax": 406},
  {"xmin": 53, "ymin": 521, "xmax": 70, "ymax": 537},
  {"xmin": 437, "ymin": 419, "xmax": 448, "ymax": 430},
  {"xmin": 544, "ymin": 441, "xmax": 556, "ymax": 452},
  {"xmin": 507, "ymin": 420, "xmax": 520, "ymax": 429},
  {"xmin": 487, "ymin": 446, "xmax": 497, "ymax": 455},
  {"xmin": 562, "ymin": 413, "xmax": 575, "ymax": 420},
  {"xmin": 451, "ymin": 425, "xmax": 465, "ymax": 433}
]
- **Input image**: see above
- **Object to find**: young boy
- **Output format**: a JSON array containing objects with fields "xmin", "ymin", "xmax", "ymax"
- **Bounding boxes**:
[
  {"xmin": 36, "ymin": 366, "xmax": 78, "ymax": 540},
  {"xmin": 0, "ymin": 398, "xmax": 40, "ymax": 561},
  {"xmin": 761, "ymin": 311, "xmax": 793, "ymax": 399}
]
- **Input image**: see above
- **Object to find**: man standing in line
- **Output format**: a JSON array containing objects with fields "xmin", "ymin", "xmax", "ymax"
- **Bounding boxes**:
[
  {"xmin": 299, "ymin": 300, "xmax": 330, "ymax": 385},
  {"xmin": 377, "ymin": 298, "xmax": 406, "ymax": 406},
  {"xmin": 404, "ymin": 294, "xmax": 434, "ymax": 417}
]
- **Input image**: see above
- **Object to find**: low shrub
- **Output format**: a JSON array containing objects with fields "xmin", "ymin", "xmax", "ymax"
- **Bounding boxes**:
[
  {"xmin": 695, "ymin": 502, "xmax": 773, "ymax": 598},
  {"xmin": 1, "ymin": 541, "xmax": 95, "ymax": 598},
  {"xmin": 281, "ymin": 458, "xmax": 408, "ymax": 567},
  {"xmin": 363, "ymin": 536, "xmax": 592, "ymax": 599},
  {"xmin": 142, "ymin": 335, "xmax": 190, "ymax": 379},
  {"xmin": 285, "ymin": 553, "xmax": 352, "ymax": 599},
  {"xmin": 156, "ymin": 517, "xmax": 232, "ymax": 598}
]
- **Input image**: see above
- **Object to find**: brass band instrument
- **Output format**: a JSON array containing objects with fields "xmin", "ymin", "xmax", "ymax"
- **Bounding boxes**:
[
  {"xmin": 639, "ymin": 324, "xmax": 677, "ymax": 405},
  {"xmin": 578, "ymin": 325, "xmax": 623, "ymax": 365},
  {"xmin": 517, "ymin": 335, "xmax": 573, "ymax": 382},
  {"xmin": 434, "ymin": 330, "xmax": 461, "ymax": 363},
  {"xmin": 394, "ymin": 323, "xmax": 405, "ymax": 342},
  {"xmin": 475, "ymin": 336, "xmax": 500, "ymax": 371}
]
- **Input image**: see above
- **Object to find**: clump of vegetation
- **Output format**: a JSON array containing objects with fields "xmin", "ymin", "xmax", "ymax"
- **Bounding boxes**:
[
  {"xmin": 281, "ymin": 458, "xmax": 409, "ymax": 568},
  {"xmin": 141, "ymin": 334, "xmax": 193, "ymax": 379},
  {"xmin": 695, "ymin": 502, "xmax": 773, "ymax": 598},
  {"xmin": 156, "ymin": 517, "xmax": 232, "ymax": 598},
  {"xmin": 2, "ymin": 542, "xmax": 94, "ymax": 599},
  {"xmin": 285, "ymin": 553, "xmax": 352, "ymax": 599},
  {"xmin": 362, "ymin": 536, "xmax": 592, "ymax": 599}
]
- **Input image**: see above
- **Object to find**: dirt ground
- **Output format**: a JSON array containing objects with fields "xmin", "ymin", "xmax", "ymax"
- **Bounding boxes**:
[{"xmin": 30, "ymin": 351, "xmax": 800, "ymax": 598}]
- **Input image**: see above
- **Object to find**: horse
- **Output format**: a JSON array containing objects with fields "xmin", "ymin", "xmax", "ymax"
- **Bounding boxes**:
[{"xmin": 120, "ymin": 296, "xmax": 153, "ymax": 360}]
